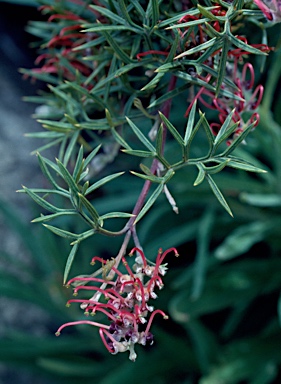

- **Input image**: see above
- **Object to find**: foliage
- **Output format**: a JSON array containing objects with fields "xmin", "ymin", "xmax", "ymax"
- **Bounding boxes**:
[{"xmin": 1, "ymin": 0, "xmax": 281, "ymax": 382}]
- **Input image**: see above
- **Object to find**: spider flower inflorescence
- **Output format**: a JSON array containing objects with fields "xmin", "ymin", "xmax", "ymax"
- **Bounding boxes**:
[{"xmin": 56, "ymin": 247, "xmax": 179, "ymax": 361}]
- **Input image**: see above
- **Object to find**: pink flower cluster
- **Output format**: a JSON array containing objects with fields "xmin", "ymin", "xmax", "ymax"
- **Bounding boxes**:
[
  {"xmin": 185, "ymin": 51, "xmax": 267, "ymax": 145},
  {"xmin": 174, "ymin": 4, "xmax": 271, "ymax": 144},
  {"xmin": 55, "ymin": 247, "xmax": 179, "ymax": 361}
]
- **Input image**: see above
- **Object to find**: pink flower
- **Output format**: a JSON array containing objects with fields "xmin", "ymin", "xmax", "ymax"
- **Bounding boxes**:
[{"xmin": 56, "ymin": 247, "xmax": 179, "ymax": 361}]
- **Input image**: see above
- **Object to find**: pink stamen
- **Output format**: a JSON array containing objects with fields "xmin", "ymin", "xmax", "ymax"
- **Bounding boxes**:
[
  {"xmin": 134, "ymin": 278, "xmax": 147, "ymax": 309},
  {"xmin": 250, "ymin": 113, "xmax": 260, "ymax": 127},
  {"xmin": 88, "ymin": 302, "xmax": 122, "ymax": 315},
  {"xmin": 136, "ymin": 50, "xmax": 169, "ymax": 61},
  {"xmin": 99, "ymin": 328, "xmax": 116, "ymax": 353},
  {"xmin": 66, "ymin": 299, "xmax": 98, "ymax": 306},
  {"xmin": 48, "ymin": 13, "xmax": 84, "ymax": 22},
  {"xmin": 253, "ymin": 0, "xmax": 274, "ymax": 20},
  {"xmin": 120, "ymin": 280, "xmax": 135, "ymax": 293},
  {"xmin": 90, "ymin": 256, "xmax": 123, "ymax": 277},
  {"xmin": 213, "ymin": 99, "xmax": 229, "ymax": 115},
  {"xmin": 59, "ymin": 24, "xmax": 83, "ymax": 37},
  {"xmin": 105, "ymin": 288, "xmax": 126, "ymax": 302},
  {"xmin": 147, "ymin": 275, "xmax": 163, "ymax": 292},
  {"xmin": 129, "ymin": 247, "xmax": 147, "ymax": 267},
  {"xmin": 198, "ymin": 95, "xmax": 216, "ymax": 111},
  {"xmin": 122, "ymin": 257, "xmax": 135, "ymax": 278},
  {"xmin": 91, "ymin": 306, "xmax": 118, "ymax": 322},
  {"xmin": 246, "ymin": 85, "xmax": 264, "ymax": 110},
  {"xmin": 73, "ymin": 285, "xmax": 108, "ymax": 297},
  {"xmin": 184, "ymin": 74, "xmax": 212, "ymax": 117},
  {"xmin": 156, "ymin": 247, "xmax": 179, "ymax": 271},
  {"xmin": 65, "ymin": 277, "xmax": 115, "ymax": 287},
  {"xmin": 144, "ymin": 309, "xmax": 168, "ymax": 336},
  {"xmin": 55, "ymin": 320, "xmax": 109, "ymax": 336},
  {"xmin": 242, "ymin": 63, "xmax": 255, "ymax": 90}
]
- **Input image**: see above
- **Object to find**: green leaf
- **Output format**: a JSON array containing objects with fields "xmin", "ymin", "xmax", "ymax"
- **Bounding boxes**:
[
  {"xmin": 201, "ymin": 112, "xmax": 215, "ymax": 151},
  {"xmin": 17, "ymin": 188, "xmax": 69, "ymax": 198},
  {"xmin": 48, "ymin": 85, "xmax": 78, "ymax": 109},
  {"xmin": 83, "ymin": 144, "xmax": 102, "ymax": 169},
  {"xmin": 93, "ymin": 63, "xmax": 141, "ymax": 92},
  {"xmin": 73, "ymin": 146, "xmax": 84, "ymax": 182},
  {"xmin": 197, "ymin": 4, "xmax": 218, "ymax": 20},
  {"xmin": 214, "ymin": 222, "xmax": 271, "ymax": 260},
  {"xmin": 220, "ymin": 122, "xmax": 256, "ymax": 157},
  {"xmin": 193, "ymin": 164, "xmax": 205, "ymax": 186},
  {"xmin": 63, "ymin": 242, "xmax": 79, "ymax": 285},
  {"xmin": 226, "ymin": 159, "xmax": 267, "ymax": 173},
  {"xmin": 216, "ymin": 38, "xmax": 230, "ymax": 96},
  {"xmin": 73, "ymin": 36, "xmax": 106, "ymax": 52},
  {"xmin": 184, "ymin": 112, "xmax": 205, "ymax": 159},
  {"xmin": 122, "ymin": 149, "xmax": 155, "ymax": 157},
  {"xmin": 213, "ymin": 123, "xmax": 239, "ymax": 151},
  {"xmin": 100, "ymin": 29, "xmax": 133, "ymax": 64},
  {"xmin": 78, "ymin": 193, "xmax": 99, "ymax": 225},
  {"xmin": 26, "ymin": 131, "xmax": 64, "ymax": 139},
  {"xmin": 56, "ymin": 159, "xmax": 80, "ymax": 196},
  {"xmin": 165, "ymin": 29, "xmax": 180, "ymax": 62},
  {"xmin": 117, "ymin": 0, "xmax": 143, "ymax": 30},
  {"xmin": 37, "ymin": 153, "xmax": 62, "ymax": 190},
  {"xmin": 158, "ymin": 8, "xmax": 201, "ymax": 28},
  {"xmin": 19, "ymin": 68, "xmax": 60, "ymax": 85},
  {"xmin": 175, "ymin": 70, "xmax": 215, "ymax": 92},
  {"xmin": 171, "ymin": 259, "xmax": 281, "ymax": 320},
  {"xmin": 201, "ymin": 63, "xmax": 239, "ymax": 91},
  {"xmin": 31, "ymin": 138, "xmax": 64, "ymax": 155},
  {"xmin": 203, "ymin": 159, "xmax": 230, "ymax": 174},
  {"xmin": 140, "ymin": 163, "xmax": 154, "ymax": 175},
  {"xmin": 122, "ymin": 149, "xmax": 155, "ymax": 158},
  {"xmin": 130, "ymin": 171, "xmax": 164, "ymax": 183},
  {"xmin": 191, "ymin": 209, "xmax": 214, "ymax": 300},
  {"xmin": 89, "ymin": 5, "xmax": 131, "ymax": 25},
  {"xmin": 151, "ymin": 0, "xmax": 160, "ymax": 27},
  {"xmin": 174, "ymin": 37, "xmax": 217, "ymax": 59},
  {"xmin": 134, "ymin": 183, "xmax": 164, "ymax": 224},
  {"xmin": 111, "ymin": 127, "xmax": 132, "ymax": 150},
  {"xmin": 43, "ymin": 224, "xmax": 80, "ymax": 239},
  {"xmin": 38, "ymin": 119, "xmax": 75, "ymax": 133},
  {"xmin": 82, "ymin": 24, "xmax": 139, "ymax": 32},
  {"xmin": 158, "ymin": 112, "xmax": 184, "ymax": 147},
  {"xmin": 156, "ymin": 122, "xmax": 164, "ymax": 158},
  {"xmin": 141, "ymin": 72, "xmax": 164, "ymax": 92},
  {"xmin": 131, "ymin": 0, "xmax": 146, "ymax": 18},
  {"xmin": 85, "ymin": 172, "xmax": 125, "ymax": 195},
  {"xmin": 240, "ymin": 193, "xmax": 281, "ymax": 207},
  {"xmin": 184, "ymin": 100, "xmax": 197, "ymax": 146},
  {"xmin": 167, "ymin": 18, "xmax": 208, "ymax": 30},
  {"xmin": 148, "ymin": 83, "xmax": 191, "ymax": 108},
  {"xmin": 206, "ymin": 174, "xmax": 233, "ymax": 217},
  {"xmin": 125, "ymin": 117, "xmax": 156, "ymax": 152},
  {"xmin": 31, "ymin": 211, "xmax": 77, "ymax": 223},
  {"xmin": 229, "ymin": 33, "xmax": 268, "ymax": 56},
  {"xmin": 22, "ymin": 186, "xmax": 63, "ymax": 213},
  {"xmin": 65, "ymin": 81, "xmax": 107, "ymax": 109},
  {"xmin": 63, "ymin": 131, "xmax": 80, "ymax": 167},
  {"xmin": 99, "ymin": 212, "xmax": 135, "ymax": 220}
]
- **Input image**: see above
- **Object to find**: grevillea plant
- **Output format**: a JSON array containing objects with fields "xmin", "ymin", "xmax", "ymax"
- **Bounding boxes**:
[{"xmin": 20, "ymin": 0, "xmax": 277, "ymax": 361}]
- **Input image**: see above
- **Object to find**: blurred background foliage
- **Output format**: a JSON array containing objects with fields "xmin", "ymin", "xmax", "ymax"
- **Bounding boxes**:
[{"xmin": 1, "ymin": 1, "xmax": 281, "ymax": 383}]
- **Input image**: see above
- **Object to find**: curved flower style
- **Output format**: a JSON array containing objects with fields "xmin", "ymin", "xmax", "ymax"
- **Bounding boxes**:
[
  {"xmin": 253, "ymin": 0, "xmax": 281, "ymax": 22},
  {"xmin": 56, "ymin": 247, "xmax": 179, "ymax": 361}
]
